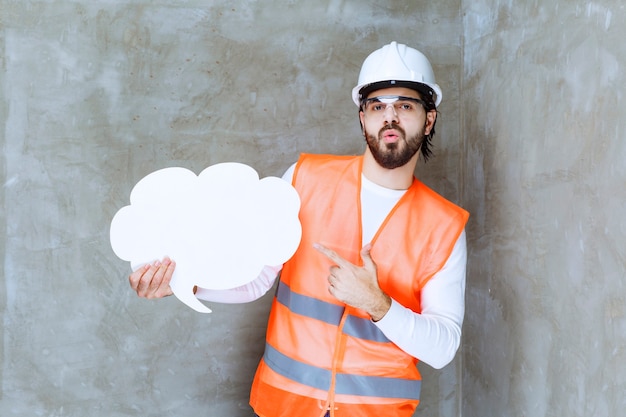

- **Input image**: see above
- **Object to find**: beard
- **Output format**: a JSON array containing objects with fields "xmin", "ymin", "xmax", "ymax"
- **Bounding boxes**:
[{"xmin": 364, "ymin": 122, "xmax": 425, "ymax": 169}]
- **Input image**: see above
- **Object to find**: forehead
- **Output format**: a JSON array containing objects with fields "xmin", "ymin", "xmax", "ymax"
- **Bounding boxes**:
[{"xmin": 365, "ymin": 86, "xmax": 420, "ymax": 100}]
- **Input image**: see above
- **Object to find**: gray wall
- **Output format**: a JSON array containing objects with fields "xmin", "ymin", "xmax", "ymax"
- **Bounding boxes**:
[
  {"xmin": 461, "ymin": 1, "xmax": 626, "ymax": 416},
  {"xmin": 1, "ymin": 1, "xmax": 464, "ymax": 416},
  {"xmin": 4, "ymin": 1, "xmax": 624, "ymax": 416}
]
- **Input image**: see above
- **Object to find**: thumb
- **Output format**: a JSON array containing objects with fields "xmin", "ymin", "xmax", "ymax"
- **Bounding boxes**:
[{"xmin": 360, "ymin": 243, "xmax": 377, "ymax": 271}]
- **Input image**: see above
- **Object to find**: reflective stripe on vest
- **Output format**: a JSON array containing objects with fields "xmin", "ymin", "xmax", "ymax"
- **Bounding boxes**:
[
  {"xmin": 263, "ymin": 342, "xmax": 421, "ymax": 400},
  {"xmin": 276, "ymin": 281, "xmax": 390, "ymax": 343}
]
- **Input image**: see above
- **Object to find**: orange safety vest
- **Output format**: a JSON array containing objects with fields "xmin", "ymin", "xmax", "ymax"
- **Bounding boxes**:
[{"xmin": 250, "ymin": 154, "xmax": 469, "ymax": 417}]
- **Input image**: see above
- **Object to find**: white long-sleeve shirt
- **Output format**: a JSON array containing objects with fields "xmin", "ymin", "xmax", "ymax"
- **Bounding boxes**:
[{"xmin": 197, "ymin": 164, "xmax": 466, "ymax": 369}]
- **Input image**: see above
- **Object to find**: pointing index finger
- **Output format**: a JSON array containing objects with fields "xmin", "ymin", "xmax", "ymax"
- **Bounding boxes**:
[{"xmin": 313, "ymin": 243, "xmax": 351, "ymax": 268}]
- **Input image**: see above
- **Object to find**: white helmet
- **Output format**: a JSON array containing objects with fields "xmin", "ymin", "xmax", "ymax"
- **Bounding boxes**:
[{"xmin": 352, "ymin": 41, "xmax": 442, "ymax": 107}]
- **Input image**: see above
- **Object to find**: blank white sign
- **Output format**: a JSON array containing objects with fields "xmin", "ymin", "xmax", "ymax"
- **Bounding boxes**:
[{"xmin": 110, "ymin": 163, "xmax": 302, "ymax": 313}]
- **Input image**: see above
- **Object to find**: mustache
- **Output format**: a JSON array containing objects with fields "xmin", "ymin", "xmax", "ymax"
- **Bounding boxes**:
[{"xmin": 379, "ymin": 123, "xmax": 406, "ymax": 137}]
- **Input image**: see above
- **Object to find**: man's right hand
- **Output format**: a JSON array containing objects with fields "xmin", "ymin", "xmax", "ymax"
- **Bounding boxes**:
[{"xmin": 128, "ymin": 257, "xmax": 176, "ymax": 298}]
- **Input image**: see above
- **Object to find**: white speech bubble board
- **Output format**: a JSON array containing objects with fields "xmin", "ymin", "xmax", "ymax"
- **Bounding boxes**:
[{"xmin": 110, "ymin": 163, "xmax": 302, "ymax": 313}]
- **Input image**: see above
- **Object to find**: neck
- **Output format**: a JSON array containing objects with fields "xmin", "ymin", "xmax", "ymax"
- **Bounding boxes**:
[{"xmin": 361, "ymin": 148, "xmax": 418, "ymax": 190}]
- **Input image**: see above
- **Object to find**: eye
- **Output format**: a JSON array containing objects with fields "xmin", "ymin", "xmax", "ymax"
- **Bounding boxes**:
[
  {"xmin": 396, "ymin": 101, "xmax": 415, "ymax": 111},
  {"xmin": 372, "ymin": 104, "xmax": 385, "ymax": 111},
  {"xmin": 365, "ymin": 101, "xmax": 385, "ymax": 112}
]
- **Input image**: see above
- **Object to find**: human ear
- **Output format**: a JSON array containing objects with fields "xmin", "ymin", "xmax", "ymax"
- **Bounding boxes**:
[
  {"xmin": 359, "ymin": 111, "xmax": 365, "ymax": 133},
  {"xmin": 424, "ymin": 110, "xmax": 437, "ymax": 135}
]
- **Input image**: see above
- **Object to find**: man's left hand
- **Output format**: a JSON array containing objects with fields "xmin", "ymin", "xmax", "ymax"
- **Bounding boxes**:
[{"xmin": 313, "ymin": 243, "xmax": 391, "ymax": 321}]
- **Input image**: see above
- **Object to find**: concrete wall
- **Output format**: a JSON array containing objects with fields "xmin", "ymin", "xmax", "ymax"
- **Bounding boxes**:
[
  {"xmin": 1, "ymin": 1, "xmax": 464, "ymax": 416},
  {"xmin": 461, "ymin": 1, "xmax": 626, "ymax": 416}
]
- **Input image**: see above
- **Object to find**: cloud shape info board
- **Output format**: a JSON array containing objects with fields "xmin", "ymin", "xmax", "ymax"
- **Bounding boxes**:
[{"xmin": 110, "ymin": 163, "xmax": 301, "ymax": 313}]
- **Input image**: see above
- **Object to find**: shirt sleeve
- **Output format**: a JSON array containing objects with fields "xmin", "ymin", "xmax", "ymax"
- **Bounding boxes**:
[
  {"xmin": 373, "ymin": 229, "xmax": 467, "ymax": 369},
  {"xmin": 195, "ymin": 264, "xmax": 281, "ymax": 303}
]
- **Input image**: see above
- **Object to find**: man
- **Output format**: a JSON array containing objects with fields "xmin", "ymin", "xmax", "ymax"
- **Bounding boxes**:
[{"xmin": 129, "ymin": 41, "xmax": 469, "ymax": 417}]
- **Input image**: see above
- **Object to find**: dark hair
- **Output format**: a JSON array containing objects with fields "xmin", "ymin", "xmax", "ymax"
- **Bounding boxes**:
[
  {"xmin": 414, "ymin": 84, "xmax": 437, "ymax": 162},
  {"xmin": 358, "ymin": 81, "xmax": 438, "ymax": 162}
]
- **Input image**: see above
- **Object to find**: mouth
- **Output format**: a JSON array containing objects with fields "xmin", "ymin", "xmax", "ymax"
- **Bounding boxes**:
[{"xmin": 381, "ymin": 129, "xmax": 401, "ymax": 144}]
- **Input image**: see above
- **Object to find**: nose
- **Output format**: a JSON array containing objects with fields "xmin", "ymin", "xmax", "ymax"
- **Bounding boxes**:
[{"xmin": 383, "ymin": 104, "xmax": 398, "ymax": 124}]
